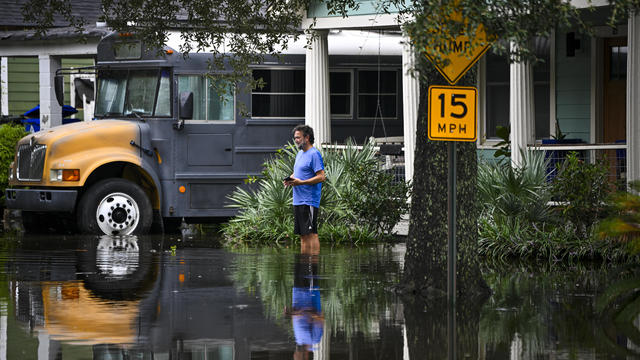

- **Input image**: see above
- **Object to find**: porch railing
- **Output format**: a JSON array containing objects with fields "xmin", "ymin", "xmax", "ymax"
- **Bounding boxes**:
[
  {"xmin": 322, "ymin": 137, "xmax": 406, "ymax": 184},
  {"xmin": 527, "ymin": 143, "xmax": 627, "ymax": 188}
]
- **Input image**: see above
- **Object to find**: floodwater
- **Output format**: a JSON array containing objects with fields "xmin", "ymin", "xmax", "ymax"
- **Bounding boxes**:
[{"xmin": 0, "ymin": 234, "xmax": 637, "ymax": 359}]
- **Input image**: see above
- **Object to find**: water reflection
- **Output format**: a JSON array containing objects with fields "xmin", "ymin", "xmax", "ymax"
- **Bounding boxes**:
[
  {"xmin": 3, "ymin": 235, "xmax": 640, "ymax": 358},
  {"xmin": 289, "ymin": 251, "xmax": 324, "ymax": 358}
]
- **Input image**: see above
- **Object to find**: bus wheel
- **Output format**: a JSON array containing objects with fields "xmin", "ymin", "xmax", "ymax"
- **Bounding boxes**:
[{"xmin": 77, "ymin": 178, "xmax": 152, "ymax": 235}]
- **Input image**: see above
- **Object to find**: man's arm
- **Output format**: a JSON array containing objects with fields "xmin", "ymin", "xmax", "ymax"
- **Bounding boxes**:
[{"xmin": 289, "ymin": 170, "xmax": 325, "ymax": 186}]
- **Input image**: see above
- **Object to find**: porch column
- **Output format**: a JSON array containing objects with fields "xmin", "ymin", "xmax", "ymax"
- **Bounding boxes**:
[
  {"xmin": 1, "ymin": 57, "xmax": 7, "ymax": 116},
  {"xmin": 39, "ymin": 55, "xmax": 62, "ymax": 130},
  {"xmin": 402, "ymin": 38, "xmax": 419, "ymax": 183},
  {"xmin": 509, "ymin": 43, "xmax": 535, "ymax": 167},
  {"xmin": 628, "ymin": 12, "xmax": 640, "ymax": 183},
  {"xmin": 305, "ymin": 30, "xmax": 331, "ymax": 144}
]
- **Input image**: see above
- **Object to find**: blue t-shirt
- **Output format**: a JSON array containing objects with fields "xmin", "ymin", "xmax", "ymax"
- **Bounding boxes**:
[{"xmin": 293, "ymin": 147, "xmax": 324, "ymax": 208}]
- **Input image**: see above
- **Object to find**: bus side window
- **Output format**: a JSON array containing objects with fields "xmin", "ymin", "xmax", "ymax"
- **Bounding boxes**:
[
  {"xmin": 155, "ymin": 69, "xmax": 171, "ymax": 117},
  {"xmin": 177, "ymin": 75, "xmax": 234, "ymax": 121}
]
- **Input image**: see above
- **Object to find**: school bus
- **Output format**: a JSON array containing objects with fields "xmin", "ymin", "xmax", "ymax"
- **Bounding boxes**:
[{"xmin": 4, "ymin": 31, "xmax": 404, "ymax": 235}]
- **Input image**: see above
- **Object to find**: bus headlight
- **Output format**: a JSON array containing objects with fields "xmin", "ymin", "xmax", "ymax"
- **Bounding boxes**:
[{"xmin": 50, "ymin": 169, "xmax": 80, "ymax": 182}]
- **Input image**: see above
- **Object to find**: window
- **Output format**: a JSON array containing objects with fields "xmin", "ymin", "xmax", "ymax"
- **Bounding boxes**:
[
  {"xmin": 484, "ymin": 37, "xmax": 551, "ymax": 140},
  {"xmin": 330, "ymin": 71, "xmax": 352, "ymax": 117},
  {"xmin": 252, "ymin": 69, "xmax": 305, "ymax": 118},
  {"xmin": 484, "ymin": 52, "xmax": 510, "ymax": 139},
  {"xmin": 95, "ymin": 68, "xmax": 171, "ymax": 117},
  {"xmin": 533, "ymin": 37, "xmax": 551, "ymax": 140},
  {"xmin": 357, "ymin": 70, "xmax": 397, "ymax": 118},
  {"xmin": 155, "ymin": 69, "xmax": 171, "ymax": 117},
  {"xmin": 177, "ymin": 75, "xmax": 234, "ymax": 121},
  {"xmin": 610, "ymin": 45, "xmax": 628, "ymax": 80}
]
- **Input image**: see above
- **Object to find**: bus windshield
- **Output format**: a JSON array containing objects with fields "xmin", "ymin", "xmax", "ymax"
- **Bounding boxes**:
[{"xmin": 95, "ymin": 68, "xmax": 171, "ymax": 117}]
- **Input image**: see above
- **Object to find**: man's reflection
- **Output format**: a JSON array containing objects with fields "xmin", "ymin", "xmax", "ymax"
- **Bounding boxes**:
[{"xmin": 287, "ymin": 241, "xmax": 324, "ymax": 359}]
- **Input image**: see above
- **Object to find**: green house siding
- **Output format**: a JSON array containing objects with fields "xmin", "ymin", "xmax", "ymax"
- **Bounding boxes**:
[
  {"xmin": 555, "ymin": 30, "xmax": 591, "ymax": 141},
  {"xmin": 7, "ymin": 57, "xmax": 38, "ymax": 116},
  {"xmin": 6, "ymin": 57, "xmax": 94, "ymax": 119},
  {"xmin": 308, "ymin": 0, "xmax": 406, "ymax": 17}
]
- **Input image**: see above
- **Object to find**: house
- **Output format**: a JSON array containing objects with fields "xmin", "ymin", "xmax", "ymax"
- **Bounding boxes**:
[
  {"xmin": 0, "ymin": 0, "xmax": 105, "ymax": 125},
  {"xmin": 0, "ymin": 0, "xmax": 637, "ymax": 185},
  {"xmin": 302, "ymin": 0, "xmax": 638, "ymax": 186}
]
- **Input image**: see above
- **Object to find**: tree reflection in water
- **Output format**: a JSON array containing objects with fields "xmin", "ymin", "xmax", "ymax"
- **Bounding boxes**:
[{"xmin": 230, "ymin": 245, "xmax": 403, "ymax": 350}]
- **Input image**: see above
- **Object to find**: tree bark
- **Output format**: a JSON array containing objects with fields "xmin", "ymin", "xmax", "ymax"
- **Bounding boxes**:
[
  {"xmin": 402, "ymin": 56, "xmax": 489, "ymax": 300},
  {"xmin": 401, "ymin": 52, "xmax": 490, "ymax": 360}
]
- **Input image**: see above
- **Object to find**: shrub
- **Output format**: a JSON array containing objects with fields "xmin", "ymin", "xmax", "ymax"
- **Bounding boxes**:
[
  {"xmin": 598, "ymin": 181, "xmax": 640, "ymax": 254},
  {"xmin": 551, "ymin": 152, "xmax": 613, "ymax": 237},
  {"xmin": 0, "ymin": 124, "xmax": 26, "ymax": 205},
  {"xmin": 478, "ymin": 149, "xmax": 552, "ymax": 226},
  {"xmin": 222, "ymin": 139, "xmax": 410, "ymax": 246}
]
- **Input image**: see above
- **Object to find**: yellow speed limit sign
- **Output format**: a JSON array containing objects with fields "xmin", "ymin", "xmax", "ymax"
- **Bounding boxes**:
[{"xmin": 428, "ymin": 85, "xmax": 477, "ymax": 142}]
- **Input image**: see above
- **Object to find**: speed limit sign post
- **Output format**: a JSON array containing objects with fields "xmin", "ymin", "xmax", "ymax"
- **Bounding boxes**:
[{"xmin": 428, "ymin": 85, "xmax": 477, "ymax": 142}]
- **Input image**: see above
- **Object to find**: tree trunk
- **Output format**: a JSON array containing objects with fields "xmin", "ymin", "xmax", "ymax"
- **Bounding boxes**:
[
  {"xmin": 402, "ymin": 56, "xmax": 489, "ymax": 300},
  {"xmin": 401, "ymin": 53, "xmax": 490, "ymax": 360}
]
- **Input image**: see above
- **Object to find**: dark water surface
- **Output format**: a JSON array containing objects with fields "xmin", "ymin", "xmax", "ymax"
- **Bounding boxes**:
[{"xmin": 0, "ymin": 234, "xmax": 637, "ymax": 359}]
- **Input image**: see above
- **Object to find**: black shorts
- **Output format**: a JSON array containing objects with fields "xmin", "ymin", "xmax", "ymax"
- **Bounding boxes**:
[{"xmin": 294, "ymin": 205, "xmax": 319, "ymax": 235}]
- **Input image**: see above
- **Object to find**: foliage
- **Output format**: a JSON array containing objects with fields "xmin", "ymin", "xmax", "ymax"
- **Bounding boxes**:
[
  {"xmin": 21, "ymin": 1, "xmax": 640, "ymax": 85},
  {"xmin": 492, "ymin": 125, "xmax": 511, "ymax": 158},
  {"xmin": 22, "ymin": 0, "xmax": 308, "ymax": 95},
  {"xmin": 344, "ymin": 159, "xmax": 411, "ymax": 235},
  {"xmin": 551, "ymin": 119, "xmax": 567, "ymax": 141},
  {"xmin": 478, "ymin": 149, "xmax": 551, "ymax": 225},
  {"xmin": 0, "ymin": 125, "xmax": 26, "ymax": 205},
  {"xmin": 551, "ymin": 152, "xmax": 613, "ymax": 237},
  {"xmin": 222, "ymin": 139, "xmax": 410, "ymax": 246},
  {"xmin": 598, "ymin": 181, "xmax": 640, "ymax": 254},
  {"xmin": 478, "ymin": 149, "xmax": 630, "ymax": 263}
]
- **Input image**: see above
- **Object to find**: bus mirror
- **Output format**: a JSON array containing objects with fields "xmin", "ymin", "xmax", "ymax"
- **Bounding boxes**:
[
  {"xmin": 54, "ymin": 75, "xmax": 65, "ymax": 107},
  {"xmin": 179, "ymin": 92, "xmax": 193, "ymax": 120}
]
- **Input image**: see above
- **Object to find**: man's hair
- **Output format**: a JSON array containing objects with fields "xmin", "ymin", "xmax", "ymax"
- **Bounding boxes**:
[{"xmin": 293, "ymin": 124, "xmax": 315, "ymax": 144}]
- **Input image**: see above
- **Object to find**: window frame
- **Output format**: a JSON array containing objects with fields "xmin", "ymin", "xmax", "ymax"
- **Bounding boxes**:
[
  {"xmin": 250, "ymin": 66, "xmax": 306, "ymax": 120},
  {"xmin": 176, "ymin": 72, "xmax": 236, "ymax": 124},
  {"xmin": 94, "ymin": 67, "xmax": 173, "ymax": 118},
  {"xmin": 355, "ymin": 68, "xmax": 399, "ymax": 120},
  {"xmin": 329, "ymin": 69, "xmax": 354, "ymax": 119}
]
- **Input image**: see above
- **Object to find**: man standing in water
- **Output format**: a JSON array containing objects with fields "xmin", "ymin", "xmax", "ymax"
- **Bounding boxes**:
[{"xmin": 283, "ymin": 125, "xmax": 326, "ymax": 253}]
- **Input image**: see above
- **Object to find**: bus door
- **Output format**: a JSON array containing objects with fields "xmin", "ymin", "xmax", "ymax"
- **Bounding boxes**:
[{"xmin": 172, "ymin": 75, "xmax": 238, "ymax": 217}]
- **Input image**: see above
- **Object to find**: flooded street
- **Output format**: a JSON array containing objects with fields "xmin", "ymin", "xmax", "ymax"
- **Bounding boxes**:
[{"xmin": 0, "ymin": 234, "xmax": 637, "ymax": 359}]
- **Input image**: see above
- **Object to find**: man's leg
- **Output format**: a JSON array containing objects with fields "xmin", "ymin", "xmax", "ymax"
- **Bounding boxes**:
[{"xmin": 300, "ymin": 233, "xmax": 319, "ymax": 255}]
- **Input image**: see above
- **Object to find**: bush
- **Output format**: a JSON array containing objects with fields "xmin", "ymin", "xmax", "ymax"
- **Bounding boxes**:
[
  {"xmin": 222, "ymin": 139, "xmax": 410, "ymax": 246},
  {"xmin": 478, "ymin": 149, "xmax": 629, "ymax": 263},
  {"xmin": 551, "ymin": 152, "xmax": 613, "ymax": 237},
  {"xmin": 0, "ymin": 124, "xmax": 26, "ymax": 205},
  {"xmin": 478, "ymin": 149, "xmax": 552, "ymax": 226}
]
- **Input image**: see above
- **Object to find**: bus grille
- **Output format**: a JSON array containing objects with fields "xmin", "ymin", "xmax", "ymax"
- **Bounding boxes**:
[{"xmin": 17, "ymin": 143, "xmax": 46, "ymax": 181}]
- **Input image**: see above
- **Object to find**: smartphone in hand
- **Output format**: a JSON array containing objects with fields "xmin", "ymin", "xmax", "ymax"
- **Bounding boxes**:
[{"xmin": 283, "ymin": 176, "xmax": 293, "ymax": 182}]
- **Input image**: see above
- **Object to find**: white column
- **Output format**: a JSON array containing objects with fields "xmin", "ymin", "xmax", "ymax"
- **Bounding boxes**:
[
  {"xmin": 627, "ymin": 12, "xmax": 640, "ymax": 183},
  {"xmin": 38, "ymin": 55, "xmax": 62, "ymax": 130},
  {"xmin": 0, "ymin": 300, "xmax": 6, "ymax": 360},
  {"xmin": 37, "ymin": 331, "xmax": 49, "ymax": 360},
  {"xmin": 313, "ymin": 320, "xmax": 330, "ymax": 360},
  {"xmin": 509, "ymin": 43, "xmax": 535, "ymax": 167},
  {"xmin": 402, "ymin": 38, "xmax": 419, "ymax": 183},
  {"xmin": 305, "ymin": 30, "xmax": 331, "ymax": 144},
  {"xmin": 1, "ymin": 58, "xmax": 8, "ymax": 116}
]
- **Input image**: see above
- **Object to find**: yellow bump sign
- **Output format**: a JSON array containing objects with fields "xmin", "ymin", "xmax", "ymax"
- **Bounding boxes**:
[{"xmin": 428, "ymin": 85, "xmax": 477, "ymax": 142}]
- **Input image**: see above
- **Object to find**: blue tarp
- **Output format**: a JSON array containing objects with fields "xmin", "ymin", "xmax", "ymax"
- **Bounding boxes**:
[
  {"xmin": 21, "ymin": 105, "xmax": 81, "ymax": 132},
  {"xmin": 22, "ymin": 104, "xmax": 78, "ymax": 119}
]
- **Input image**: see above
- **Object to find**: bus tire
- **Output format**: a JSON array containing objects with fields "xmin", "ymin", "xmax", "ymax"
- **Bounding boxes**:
[{"xmin": 77, "ymin": 178, "xmax": 152, "ymax": 235}]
